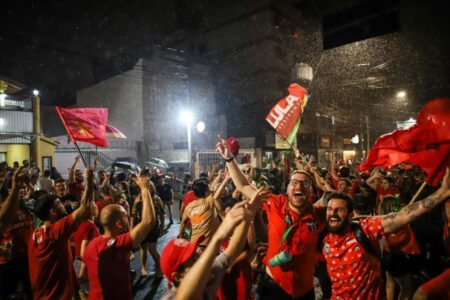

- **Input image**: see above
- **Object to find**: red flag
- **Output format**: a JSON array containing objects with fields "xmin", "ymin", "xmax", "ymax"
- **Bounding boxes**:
[
  {"xmin": 360, "ymin": 99, "xmax": 450, "ymax": 186},
  {"xmin": 266, "ymin": 84, "xmax": 308, "ymax": 143},
  {"xmin": 56, "ymin": 106, "xmax": 108, "ymax": 147}
]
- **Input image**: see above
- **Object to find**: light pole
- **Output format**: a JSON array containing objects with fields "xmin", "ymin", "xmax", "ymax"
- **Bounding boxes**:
[{"xmin": 180, "ymin": 110, "xmax": 193, "ymax": 173}]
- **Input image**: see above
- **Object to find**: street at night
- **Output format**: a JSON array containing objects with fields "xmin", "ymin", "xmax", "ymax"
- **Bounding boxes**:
[{"xmin": 0, "ymin": 1, "xmax": 449, "ymax": 299}]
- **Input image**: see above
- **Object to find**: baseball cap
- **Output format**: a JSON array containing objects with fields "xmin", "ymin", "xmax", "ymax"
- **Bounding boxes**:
[
  {"xmin": 160, "ymin": 237, "xmax": 203, "ymax": 282},
  {"xmin": 226, "ymin": 137, "xmax": 240, "ymax": 158}
]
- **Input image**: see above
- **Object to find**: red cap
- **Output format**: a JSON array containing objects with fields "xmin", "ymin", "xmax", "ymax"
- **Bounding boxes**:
[
  {"xmin": 160, "ymin": 238, "xmax": 202, "ymax": 282},
  {"xmin": 226, "ymin": 137, "xmax": 240, "ymax": 158}
]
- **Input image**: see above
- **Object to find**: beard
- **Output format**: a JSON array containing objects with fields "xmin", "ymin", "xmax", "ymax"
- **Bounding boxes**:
[{"xmin": 326, "ymin": 214, "xmax": 349, "ymax": 234}]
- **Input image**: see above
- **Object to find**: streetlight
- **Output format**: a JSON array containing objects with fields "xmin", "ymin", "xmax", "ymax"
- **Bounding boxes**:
[
  {"xmin": 180, "ymin": 110, "xmax": 193, "ymax": 173},
  {"xmin": 396, "ymin": 90, "xmax": 406, "ymax": 98},
  {"xmin": 196, "ymin": 121, "xmax": 205, "ymax": 133},
  {"xmin": 33, "ymin": 89, "xmax": 39, "ymax": 96}
]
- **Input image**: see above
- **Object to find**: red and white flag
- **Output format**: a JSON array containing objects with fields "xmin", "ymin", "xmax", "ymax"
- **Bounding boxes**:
[
  {"xmin": 265, "ymin": 84, "xmax": 308, "ymax": 144},
  {"xmin": 106, "ymin": 124, "xmax": 127, "ymax": 139},
  {"xmin": 56, "ymin": 106, "xmax": 108, "ymax": 147}
]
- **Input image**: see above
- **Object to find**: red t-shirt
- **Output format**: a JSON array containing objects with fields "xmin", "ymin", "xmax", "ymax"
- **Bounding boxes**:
[
  {"xmin": 72, "ymin": 220, "xmax": 100, "ymax": 259},
  {"xmin": 83, "ymin": 232, "xmax": 133, "ymax": 300},
  {"xmin": 0, "ymin": 206, "xmax": 34, "ymax": 263},
  {"xmin": 28, "ymin": 214, "xmax": 79, "ymax": 299},
  {"xmin": 262, "ymin": 194, "xmax": 326, "ymax": 298},
  {"xmin": 217, "ymin": 240, "xmax": 253, "ymax": 300},
  {"xmin": 69, "ymin": 182, "xmax": 85, "ymax": 200},
  {"xmin": 182, "ymin": 191, "xmax": 197, "ymax": 207},
  {"xmin": 96, "ymin": 197, "xmax": 113, "ymax": 214},
  {"xmin": 323, "ymin": 217, "xmax": 385, "ymax": 300}
]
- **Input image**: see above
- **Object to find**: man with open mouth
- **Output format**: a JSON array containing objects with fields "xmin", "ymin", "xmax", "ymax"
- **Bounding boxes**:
[
  {"xmin": 323, "ymin": 168, "xmax": 450, "ymax": 300},
  {"xmin": 216, "ymin": 138, "xmax": 327, "ymax": 300}
]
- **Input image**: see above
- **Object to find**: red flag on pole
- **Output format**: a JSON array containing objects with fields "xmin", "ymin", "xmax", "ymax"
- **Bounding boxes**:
[
  {"xmin": 56, "ymin": 106, "xmax": 108, "ymax": 147},
  {"xmin": 360, "ymin": 99, "xmax": 450, "ymax": 186},
  {"xmin": 265, "ymin": 84, "xmax": 308, "ymax": 144}
]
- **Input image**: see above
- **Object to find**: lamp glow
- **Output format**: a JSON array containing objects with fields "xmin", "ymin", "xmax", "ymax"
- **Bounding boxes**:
[
  {"xmin": 180, "ymin": 110, "xmax": 193, "ymax": 124},
  {"xmin": 33, "ymin": 90, "xmax": 39, "ymax": 96},
  {"xmin": 396, "ymin": 91, "xmax": 406, "ymax": 98},
  {"xmin": 196, "ymin": 121, "xmax": 205, "ymax": 133}
]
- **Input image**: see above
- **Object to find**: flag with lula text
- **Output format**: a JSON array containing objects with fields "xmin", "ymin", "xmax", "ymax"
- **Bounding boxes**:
[
  {"xmin": 56, "ymin": 106, "xmax": 108, "ymax": 147},
  {"xmin": 359, "ymin": 99, "xmax": 450, "ymax": 186},
  {"xmin": 265, "ymin": 84, "xmax": 309, "ymax": 145}
]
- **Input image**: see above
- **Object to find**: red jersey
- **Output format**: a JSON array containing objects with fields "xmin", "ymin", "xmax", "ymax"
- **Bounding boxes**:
[
  {"xmin": 182, "ymin": 191, "xmax": 197, "ymax": 206},
  {"xmin": 0, "ymin": 206, "xmax": 34, "ymax": 263},
  {"xmin": 262, "ymin": 194, "xmax": 326, "ymax": 298},
  {"xmin": 28, "ymin": 214, "xmax": 79, "ymax": 299},
  {"xmin": 323, "ymin": 217, "xmax": 385, "ymax": 300},
  {"xmin": 96, "ymin": 197, "xmax": 113, "ymax": 214},
  {"xmin": 83, "ymin": 232, "xmax": 133, "ymax": 300},
  {"xmin": 72, "ymin": 220, "xmax": 100, "ymax": 258}
]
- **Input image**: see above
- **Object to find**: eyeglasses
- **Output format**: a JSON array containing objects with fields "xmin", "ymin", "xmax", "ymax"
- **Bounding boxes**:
[{"xmin": 289, "ymin": 179, "xmax": 310, "ymax": 188}]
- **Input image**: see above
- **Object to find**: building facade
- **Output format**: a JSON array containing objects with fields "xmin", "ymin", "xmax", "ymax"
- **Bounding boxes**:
[{"xmin": 76, "ymin": 48, "xmax": 222, "ymax": 171}]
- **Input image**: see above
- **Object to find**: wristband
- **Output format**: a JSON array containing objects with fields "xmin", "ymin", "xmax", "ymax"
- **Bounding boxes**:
[{"xmin": 224, "ymin": 157, "xmax": 234, "ymax": 162}]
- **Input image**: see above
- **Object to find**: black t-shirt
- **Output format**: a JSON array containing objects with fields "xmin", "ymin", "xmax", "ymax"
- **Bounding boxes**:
[{"xmin": 156, "ymin": 183, "xmax": 172, "ymax": 202}]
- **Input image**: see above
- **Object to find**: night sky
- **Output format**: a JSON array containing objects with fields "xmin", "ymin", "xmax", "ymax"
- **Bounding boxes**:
[{"xmin": 1, "ymin": 0, "xmax": 449, "ymax": 140}]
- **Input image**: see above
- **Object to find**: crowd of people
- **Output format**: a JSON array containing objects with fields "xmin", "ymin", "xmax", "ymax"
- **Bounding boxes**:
[{"xmin": 0, "ymin": 138, "xmax": 449, "ymax": 299}]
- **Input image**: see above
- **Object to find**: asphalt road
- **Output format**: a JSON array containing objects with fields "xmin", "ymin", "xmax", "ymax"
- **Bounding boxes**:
[{"xmin": 131, "ymin": 202, "xmax": 180, "ymax": 300}]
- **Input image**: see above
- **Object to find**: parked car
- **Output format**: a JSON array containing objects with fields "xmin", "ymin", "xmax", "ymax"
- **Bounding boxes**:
[
  {"xmin": 146, "ymin": 158, "xmax": 169, "ymax": 172},
  {"xmin": 104, "ymin": 161, "xmax": 141, "ymax": 174}
]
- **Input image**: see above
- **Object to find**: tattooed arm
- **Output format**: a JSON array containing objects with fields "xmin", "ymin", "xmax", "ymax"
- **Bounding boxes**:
[{"xmin": 381, "ymin": 168, "xmax": 450, "ymax": 234}]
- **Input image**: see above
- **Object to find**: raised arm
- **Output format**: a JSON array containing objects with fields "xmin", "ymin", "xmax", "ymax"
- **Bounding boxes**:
[
  {"xmin": 381, "ymin": 168, "xmax": 450, "ymax": 234},
  {"xmin": 216, "ymin": 137, "xmax": 257, "ymax": 200},
  {"xmin": 69, "ymin": 156, "xmax": 81, "ymax": 184},
  {"xmin": 365, "ymin": 168, "xmax": 382, "ymax": 191},
  {"xmin": 225, "ymin": 188, "xmax": 266, "ymax": 264},
  {"xmin": 175, "ymin": 202, "xmax": 251, "ymax": 300},
  {"xmin": 311, "ymin": 167, "xmax": 333, "ymax": 192},
  {"xmin": 130, "ymin": 176, "xmax": 156, "ymax": 248},
  {"xmin": 0, "ymin": 167, "xmax": 24, "ymax": 233},
  {"xmin": 175, "ymin": 188, "xmax": 266, "ymax": 300},
  {"xmin": 212, "ymin": 171, "xmax": 232, "ymax": 217},
  {"xmin": 72, "ymin": 167, "xmax": 95, "ymax": 224}
]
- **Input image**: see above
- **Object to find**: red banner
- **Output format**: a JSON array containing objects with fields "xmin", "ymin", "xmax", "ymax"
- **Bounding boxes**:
[
  {"xmin": 56, "ymin": 106, "xmax": 108, "ymax": 147},
  {"xmin": 360, "ymin": 99, "xmax": 450, "ymax": 185},
  {"xmin": 265, "ymin": 84, "xmax": 308, "ymax": 142}
]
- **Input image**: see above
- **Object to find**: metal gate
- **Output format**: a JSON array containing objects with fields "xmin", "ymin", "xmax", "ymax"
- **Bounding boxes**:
[{"xmin": 194, "ymin": 149, "xmax": 255, "ymax": 178}]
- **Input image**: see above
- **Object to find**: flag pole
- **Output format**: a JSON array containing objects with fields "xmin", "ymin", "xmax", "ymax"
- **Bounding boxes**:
[
  {"xmin": 409, "ymin": 181, "xmax": 427, "ymax": 205},
  {"xmin": 74, "ymin": 141, "xmax": 88, "ymax": 168},
  {"xmin": 409, "ymin": 149, "xmax": 450, "ymax": 204}
]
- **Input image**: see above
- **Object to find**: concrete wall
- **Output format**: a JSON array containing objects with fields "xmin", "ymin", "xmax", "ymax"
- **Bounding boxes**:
[
  {"xmin": 76, "ymin": 62, "xmax": 144, "ymax": 144},
  {"xmin": 6, "ymin": 144, "xmax": 30, "ymax": 166},
  {"xmin": 142, "ymin": 52, "xmax": 218, "ymax": 163}
]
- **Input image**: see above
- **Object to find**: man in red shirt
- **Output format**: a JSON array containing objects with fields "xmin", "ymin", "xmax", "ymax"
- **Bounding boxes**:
[
  {"xmin": 216, "ymin": 138, "xmax": 325, "ymax": 300},
  {"xmin": 0, "ymin": 168, "xmax": 33, "ymax": 298},
  {"xmin": 69, "ymin": 156, "xmax": 85, "ymax": 202},
  {"xmin": 323, "ymin": 168, "xmax": 450, "ymax": 299},
  {"xmin": 28, "ymin": 167, "xmax": 95, "ymax": 299},
  {"xmin": 83, "ymin": 174, "xmax": 156, "ymax": 300},
  {"xmin": 72, "ymin": 202, "xmax": 100, "ymax": 295}
]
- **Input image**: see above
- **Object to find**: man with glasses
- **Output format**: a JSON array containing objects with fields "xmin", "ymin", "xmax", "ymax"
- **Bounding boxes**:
[{"xmin": 216, "ymin": 139, "xmax": 326, "ymax": 300}]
